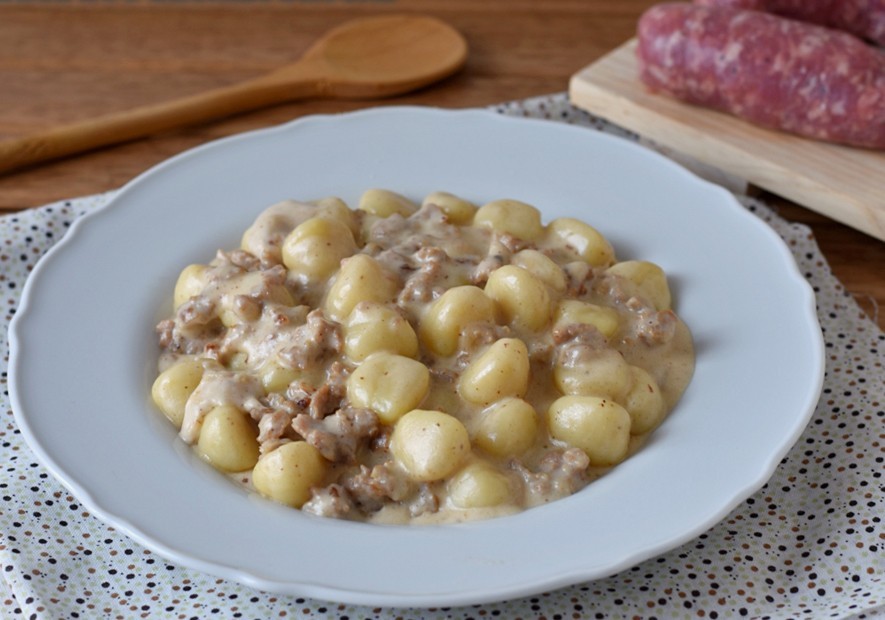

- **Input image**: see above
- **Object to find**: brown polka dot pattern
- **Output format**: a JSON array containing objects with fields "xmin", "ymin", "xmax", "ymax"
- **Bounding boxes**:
[{"xmin": 1, "ymin": 96, "xmax": 882, "ymax": 619}]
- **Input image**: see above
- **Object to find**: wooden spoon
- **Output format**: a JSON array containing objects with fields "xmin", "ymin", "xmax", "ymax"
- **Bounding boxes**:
[{"xmin": 0, "ymin": 14, "xmax": 468, "ymax": 175}]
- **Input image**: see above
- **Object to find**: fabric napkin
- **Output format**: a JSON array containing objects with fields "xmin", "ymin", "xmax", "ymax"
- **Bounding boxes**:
[{"xmin": 1, "ymin": 94, "xmax": 882, "ymax": 619}]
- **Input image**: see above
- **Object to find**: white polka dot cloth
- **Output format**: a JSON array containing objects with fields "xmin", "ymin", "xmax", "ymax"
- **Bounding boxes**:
[{"xmin": 1, "ymin": 95, "xmax": 882, "ymax": 620}]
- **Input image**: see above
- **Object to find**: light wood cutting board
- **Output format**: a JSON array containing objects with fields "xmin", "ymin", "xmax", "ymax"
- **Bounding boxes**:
[{"xmin": 569, "ymin": 39, "xmax": 885, "ymax": 242}]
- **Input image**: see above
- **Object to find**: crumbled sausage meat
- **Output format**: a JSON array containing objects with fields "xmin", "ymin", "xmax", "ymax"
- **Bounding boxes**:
[
  {"xmin": 226, "ymin": 248, "xmax": 262, "ymax": 272},
  {"xmin": 292, "ymin": 407, "xmax": 380, "ymax": 463},
  {"xmin": 627, "ymin": 301, "xmax": 678, "ymax": 346},
  {"xmin": 399, "ymin": 246, "xmax": 451, "ymax": 303},
  {"xmin": 471, "ymin": 232, "xmax": 516, "ymax": 285},
  {"xmin": 552, "ymin": 323, "xmax": 608, "ymax": 370},
  {"xmin": 254, "ymin": 393, "xmax": 304, "ymax": 454},
  {"xmin": 512, "ymin": 448, "xmax": 590, "ymax": 500},
  {"xmin": 279, "ymin": 310, "xmax": 342, "ymax": 370},
  {"xmin": 456, "ymin": 323, "xmax": 512, "ymax": 368},
  {"xmin": 343, "ymin": 463, "xmax": 411, "ymax": 513},
  {"xmin": 409, "ymin": 484, "xmax": 440, "ymax": 518},
  {"xmin": 302, "ymin": 484, "xmax": 355, "ymax": 519}
]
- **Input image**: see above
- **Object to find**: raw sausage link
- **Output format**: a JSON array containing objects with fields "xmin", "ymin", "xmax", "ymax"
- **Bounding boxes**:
[
  {"xmin": 637, "ymin": 3, "xmax": 885, "ymax": 149},
  {"xmin": 695, "ymin": 0, "xmax": 885, "ymax": 47}
]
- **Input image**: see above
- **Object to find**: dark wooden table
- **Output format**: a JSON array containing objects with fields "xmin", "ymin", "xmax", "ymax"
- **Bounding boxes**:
[{"xmin": 1, "ymin": 0, "xmax": 881, "ymax": 328}]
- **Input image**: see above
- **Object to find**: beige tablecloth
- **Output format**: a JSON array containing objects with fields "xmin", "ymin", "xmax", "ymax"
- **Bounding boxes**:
[{"xmin": 1, "ymin": 95, "xmax": 882, "ymax": 619}]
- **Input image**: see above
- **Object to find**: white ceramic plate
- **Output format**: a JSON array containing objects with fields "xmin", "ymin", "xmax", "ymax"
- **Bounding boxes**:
[{"xmin": 9, "ymin": 107, "xmax": 824, "ymax": 607}]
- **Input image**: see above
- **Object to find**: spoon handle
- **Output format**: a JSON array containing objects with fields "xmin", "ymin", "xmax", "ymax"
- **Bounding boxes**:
[{"xmin": 0, "ymin": 66, "xmax": 320, "ymax": 175}]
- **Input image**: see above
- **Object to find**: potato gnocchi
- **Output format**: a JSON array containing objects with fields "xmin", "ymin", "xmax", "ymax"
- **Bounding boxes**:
[{"xmin": 153, "ymin": 189, "xmax": 694, "ymax": 523}]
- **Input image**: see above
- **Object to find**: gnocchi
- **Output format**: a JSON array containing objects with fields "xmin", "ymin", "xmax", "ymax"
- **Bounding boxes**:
[
  {"xmin": 553, "ymin": 348, "xmax": 631, "ymax": 401},
  {"xmin": 418, "ymin": 285, "xmax": 496, "ymax": 356},
  {"xmin": 458, "ymin": 338, "xmax": 530, "ymax": 405},
  {"xmin": 422, "ymin": 191, "xmax": 477, "ymax": 225},
  {"xmin": 474, "ymin": 199, "xmax": 543, "ymax": 241},
  {"xmin": 474, "ymin": 397, "xmax": 538, "ymax": 458},
  {"xmin": 347, "ymin": 352, "xmax": 430, "ymax": 424},
  {"xmin": 554, "ymin": 300, "xmax": 620, "ymax": 340},
  {"xmin": 323, "ymin": 254, "xmax": 398, "ymax": 321},
  {"xmin": 196, "ymin": 405, "xmax": 260, "ymax": 472},
  {"xmin": 153, "ymin": 190, "xmax": 694, "ymax": 524},
  {"xmin": 484, "ymin": 265, "xmax": 552, "ymax": 332},
  {"xmin": 252, "ymin": 441, "xmax": 327, "ymax": 508},
  {"xmin": 544, "ymin": 217, "xmax": 615, "ymax": 267},
  {"xmin": 173, "ymin": 264, "xmax": 208, "ymax": 309},
  {"xmin": 605, "ymin": 260, "xmax": 671, "ymax": 310},
  {"xmin": 390, "ymin": 409, "xmax": 470, "ymax": 482},
  {"xmin": 547, "ymin": 396, "xmax": 632, "ymax": 467},
  {"xmin": 343, "ymin": 301, "xmax": 419, "ymax": 361},
  {"xmin": 282, "ymin": 216, "xmax": 358, "ymax": 281},
  {"xmin": 358, "ymin": 188, "xmax": 418, "ymax": 218},
  {"xmin": 447, "ymin": 461, "xmax": 513, "ymax": 509},
  {"xmin": 151, "ymin": 358, "xmax": 205, "ymax": 428}
]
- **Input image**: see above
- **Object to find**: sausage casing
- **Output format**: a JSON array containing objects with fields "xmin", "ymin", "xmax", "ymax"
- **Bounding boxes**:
[
  {"xmin": 638, "ymin": 3, "xmax": 885, "ymax": 149},
  {"xmin": 695, "ymin": 0, "xmax": 885, "ymax": 46}
]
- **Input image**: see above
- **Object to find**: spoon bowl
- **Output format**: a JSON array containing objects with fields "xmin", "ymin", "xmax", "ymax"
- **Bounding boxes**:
[{"xmin": 292, "ymin": 14, "xmax": 468, "ymax": 97}]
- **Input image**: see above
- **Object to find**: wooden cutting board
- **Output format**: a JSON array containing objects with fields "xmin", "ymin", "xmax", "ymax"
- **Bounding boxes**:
[{"xmin": 569, "ymin": 39, "xmax": 885, "ymax": 242}]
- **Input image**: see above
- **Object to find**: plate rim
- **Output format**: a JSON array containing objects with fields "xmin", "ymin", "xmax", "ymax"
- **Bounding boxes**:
[{"xmin": 8, "ymin": 105, "xmax": 825, "ymax": 607}]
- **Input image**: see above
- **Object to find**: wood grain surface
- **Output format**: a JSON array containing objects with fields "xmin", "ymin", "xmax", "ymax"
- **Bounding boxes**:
[{"xmin": 0, "ymin": 0, "xmax": 882, "ymax": 328}]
